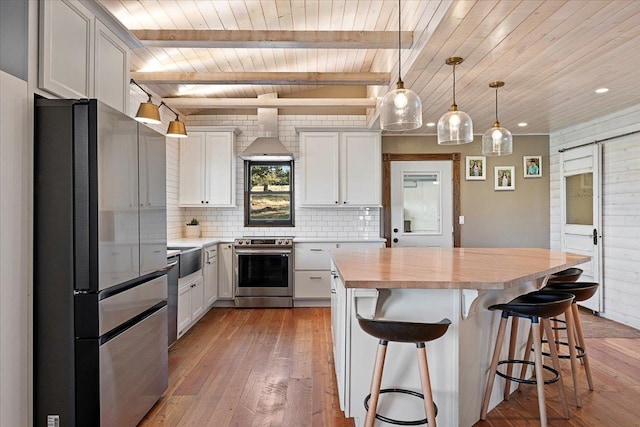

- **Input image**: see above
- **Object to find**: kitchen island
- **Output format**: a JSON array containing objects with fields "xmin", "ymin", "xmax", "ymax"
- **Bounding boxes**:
[{"xmin": 330, "ymin": 247, "xmax": 589, "ymax": 427}]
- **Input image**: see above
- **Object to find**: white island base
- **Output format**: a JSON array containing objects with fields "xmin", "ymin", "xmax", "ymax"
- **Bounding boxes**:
[{"xmin": 332, "ymin": 277, "xmax": 544, "ymax": 427}]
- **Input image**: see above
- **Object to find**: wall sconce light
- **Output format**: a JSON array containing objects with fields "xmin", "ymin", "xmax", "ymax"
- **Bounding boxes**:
[
  {"xmin": 130, "ymin": 79, "xmax": 187, "ymax": 138},
  {"xmin": 482, "ymin": 81, "xmax": 512, "ymax": 156},
  {"xmin": 160, "ymin": 102, "xmax": 188, "ymax": 138},
  {"xmin": 130, "ymin": 79, "xmax": 161, "ymax": 124}
]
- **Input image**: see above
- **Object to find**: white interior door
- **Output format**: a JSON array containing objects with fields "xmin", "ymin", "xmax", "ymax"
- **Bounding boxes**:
[
  {"xmin": 560, "ymin": 145, "xmax": 603, "ymax": 312},
  {"xmin": 391, "ymin": 161, "xmax": 453, "ymax": 247}
]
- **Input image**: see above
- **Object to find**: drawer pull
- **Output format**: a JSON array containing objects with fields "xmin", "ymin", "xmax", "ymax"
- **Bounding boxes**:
[
  {"xmin": 330, "ymin": 289, "xmax": 337, "ymax": 294},
  {"xmin": 309, "ymin": 249, "xmax": 323, "ymax": 252},
  {"xmin": 309, "ymin": 276, "xmax": 322, "ymax": 280}
]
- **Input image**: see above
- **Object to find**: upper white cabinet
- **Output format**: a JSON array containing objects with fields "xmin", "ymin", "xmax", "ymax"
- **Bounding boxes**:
[
  {"xmin": 39, "ymin": 0, "xmax": 130, "ymax": 113},
  {"xmin": 179, "ymin": 127, "xmax": 239, "ymax": 207},
  {"xmin": 39, "ymin": 0, "xmax": 93, "ymax": 99},
  {"xmin": 299, "ymin": 130, "xmax": 381, "ymax": 207},
  {"xmin": 94, "ymin": 19, "xmax": 130, "ymax": 112}
]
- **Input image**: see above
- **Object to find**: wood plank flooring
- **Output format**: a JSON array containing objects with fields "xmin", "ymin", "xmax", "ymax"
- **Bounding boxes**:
[{"xmin": 139, "ymin": 308, "xmax": 640, "ymax": 427}]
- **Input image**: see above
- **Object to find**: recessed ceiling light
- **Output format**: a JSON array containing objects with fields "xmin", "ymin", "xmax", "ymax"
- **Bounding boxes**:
[
  {"xmin": 426, "ymin": 122, "xmax": 435, "ymax": 127},
  {"xmin": 518, "ymin": 122, "xmax": 528, "ymax": 127},
  {"xmin": 595, "ymin": 87, "xmax": 609, "ymax": 94}
]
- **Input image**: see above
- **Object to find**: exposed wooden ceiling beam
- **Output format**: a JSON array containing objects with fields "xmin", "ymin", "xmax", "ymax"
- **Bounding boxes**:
[
  {"xmin": 131, "ymin": 71, "xmax": 390, "ymax": 85},
  {"xmin": 162, "ymin": 97, "xmax": 377, "ymax": 109},
  {"xmin": 131, "ymin": 30, "xmax": 413, "ymax": 49}
]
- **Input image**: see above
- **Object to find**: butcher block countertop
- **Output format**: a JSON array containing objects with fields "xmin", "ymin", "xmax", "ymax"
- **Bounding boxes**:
[{"xmin": 331, "ymin": 247, "xmax": 589, "ymax": 290}]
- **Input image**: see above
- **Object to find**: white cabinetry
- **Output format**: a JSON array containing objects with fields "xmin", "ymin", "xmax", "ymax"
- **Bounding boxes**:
[
  {"xmin": 203, "ymin": 245, "xmax": 218, "ymax": 307},
  {"xmin": 294, "ymin": 241, "xmax": 384, "ymax": 305},
  {"xmin": 218, "ymin": 243, "xmax": 234, "ymax": 300},
  {"xmin": 39, "ymin": 0, "xmax": 130, "ymax": 113},
  {"xmin": 94, "ymin": 19, "xmax": 129, "ymax": 112},
  {"xmin": 179, "ymin": 127, "xmax": 239, "ymax": 207},
  {"xmin": 299, "ymin": 131, "xmax": 381, "ymax": 207},
  {"xmin": 177, "ymin": 271, "xmax": 204, "ymax": 338}
]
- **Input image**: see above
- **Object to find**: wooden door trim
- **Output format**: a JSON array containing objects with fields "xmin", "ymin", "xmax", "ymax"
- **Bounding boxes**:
[{"xmin": 382, "ymin": 153, "xmax": 461, "ymax": 248}]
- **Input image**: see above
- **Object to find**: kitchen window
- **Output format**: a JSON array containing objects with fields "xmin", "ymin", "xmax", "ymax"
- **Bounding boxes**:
[{"xmin": 244, "ymin": 161, "xmax": 294, "ymax": 227}]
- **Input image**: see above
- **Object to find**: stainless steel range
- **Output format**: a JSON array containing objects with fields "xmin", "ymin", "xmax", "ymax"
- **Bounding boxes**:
[{"xmin": 233, "ymin": 237, "xmax": 293, "ymax": 308}]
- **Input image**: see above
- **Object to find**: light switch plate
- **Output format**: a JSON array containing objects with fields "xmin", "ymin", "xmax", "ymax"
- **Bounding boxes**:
[{"xmin": 459, "ymin": 215, "xmax": 465, "ymax": 224}]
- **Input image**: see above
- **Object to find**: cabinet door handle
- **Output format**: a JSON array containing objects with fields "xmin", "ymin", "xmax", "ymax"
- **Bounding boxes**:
[
  {"xmin": 330, "ymin": 289, "xmax": 336, "ymax": 294},
  {"xmin": 343, "ymin": 201, "xmax": 347, "ymax": 204},
  {"xmin": 309, "ymin": 276, "xmax": 322, "ymax": 280},
  {"xmin": 310, "ymin": 249, "xmax": 323, "ymax": 252}
]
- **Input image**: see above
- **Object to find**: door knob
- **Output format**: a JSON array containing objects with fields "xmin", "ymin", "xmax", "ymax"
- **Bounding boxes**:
[{"xmin": 393, "ymin": 238, "xmax": 398, "ymax": 243}]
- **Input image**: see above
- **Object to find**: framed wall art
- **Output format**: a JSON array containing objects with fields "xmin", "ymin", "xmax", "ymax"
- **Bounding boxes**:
[
  {"xmin": 523, "ymin": 155, "xmax": 542, "ymax": 178},
  {"xmin": 466, "ymin": 156, "xmax": 486, "ymax": 180},
  {"xmin": 495, "ymin": 166, "xmax": 515, "ymax": 190}
]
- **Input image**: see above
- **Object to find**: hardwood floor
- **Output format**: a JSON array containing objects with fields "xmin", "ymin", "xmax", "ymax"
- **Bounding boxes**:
[{"xmin": 140, "ymin": 308, "xmax": 640, "ymax": 427}]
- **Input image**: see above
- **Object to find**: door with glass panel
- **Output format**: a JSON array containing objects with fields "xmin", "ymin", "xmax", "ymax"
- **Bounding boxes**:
[
  {"xmin": 560, "ymin": 145, "xmax": 603, "ymax": 312},
  {"xmin": 391, "ymin": 161, "xmax": 453, "ymax": 247}
]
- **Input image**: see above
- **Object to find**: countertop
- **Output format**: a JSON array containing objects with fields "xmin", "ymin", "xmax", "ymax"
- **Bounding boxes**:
[
  {"xmin": 331, "ymin": 247, "xmax": 590, "ymax": 290},
  {"xmin": 293, "ymin": 237, "xmax": 386, "ymax": 243},
  {"xmin": 168, "ymin": 237, "xmax": 233, "ymax": 248},
  {"xmin": 168, "ymin": 237, "xmax": 386, "ymax": 247}
]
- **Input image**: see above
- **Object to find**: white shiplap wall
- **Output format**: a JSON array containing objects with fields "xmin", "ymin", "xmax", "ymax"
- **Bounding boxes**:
[
  {"xmin": 177, "ymin": 114, "xmax": 381, "ymax": 239},
  {"xmin": 550, "ymin": 104, "xmax": 640, "ymax": 329}
]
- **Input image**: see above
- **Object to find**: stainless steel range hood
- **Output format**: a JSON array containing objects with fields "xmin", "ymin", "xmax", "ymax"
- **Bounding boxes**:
[{"xmin": 240, "ymin": 94, "xmax": 293, "ymax": 161}]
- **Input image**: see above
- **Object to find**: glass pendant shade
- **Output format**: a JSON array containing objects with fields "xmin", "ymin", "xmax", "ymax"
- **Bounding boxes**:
[
  {"xmin": 437, "ymin": 108, "xmax": 473, "ymax": 145},
  {"xmin": 166, "ymin": 118, "xmax": 187, "ymax": 138},
  {"xmin": 135, "ymin": 96, "xmax": 161, "ymax": 124},
  {"xmin": 380, "ymin": 81, "xmax": 423, "ymax": 131},
  {"xmin": 438, "ymin": 57, "xmax": 473, "ymax": 145},
  {"xmin": 482, "ymin": 123, "xmax": 512, "ymax": 155},
  {"xmin": 482, "ymin": 81, "xmax": 512, "ymax": 156}
]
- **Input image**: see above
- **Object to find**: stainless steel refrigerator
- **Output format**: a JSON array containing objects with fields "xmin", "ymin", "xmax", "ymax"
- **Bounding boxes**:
[{"xmin": 34, "ymin": 98, "xmax": 168, "ymax": 426}]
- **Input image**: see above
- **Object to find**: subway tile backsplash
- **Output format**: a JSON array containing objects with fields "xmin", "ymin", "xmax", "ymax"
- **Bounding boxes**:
[{"xmin": 167, "ymin": 114, "xmax": 381, "ymax": 240}]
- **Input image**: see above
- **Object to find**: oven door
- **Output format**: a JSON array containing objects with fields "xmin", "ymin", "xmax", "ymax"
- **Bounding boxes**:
[{"xmin": 234, "ymin": 248, "xmax": 293, "ymax": 297}]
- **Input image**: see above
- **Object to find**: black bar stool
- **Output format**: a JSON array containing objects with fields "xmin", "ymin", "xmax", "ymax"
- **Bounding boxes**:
[
  {"xmin": 356, "ymin": 315, "xmax": 451, "ymax": 427},
  {"xmin": 547, "ymin": 268, "xmax": 583, "ymax": 349},
  {"xmin": 480, "ymin": 291, "xmax": 574, "ymax": 427},
  {"xmin": 537, "ymin": 282, "xmax": 599, "ymax": 407},
  {"xmin": 548, "ymin": 267, "xmax": 583, "ymax": 284}
]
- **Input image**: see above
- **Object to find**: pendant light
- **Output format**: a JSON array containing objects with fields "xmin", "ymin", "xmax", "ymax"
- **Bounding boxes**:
[
  {"xmin": 437, "ymin": 57, "xmax": 473, "ymax": 145},
  {"xmin": 130, "ymin": 79, "xmax": 161, "ymax": 124},
  {"xmin": 379, "ymin": 0, "xmax": 422, "ymax": 131},
  {"xmin": 482, "ymin": 81, "xmax": 512, "ymax": 156},
  {"xmin": 160, "ymin": 102, "xmax": 188, "ymax": 138}
]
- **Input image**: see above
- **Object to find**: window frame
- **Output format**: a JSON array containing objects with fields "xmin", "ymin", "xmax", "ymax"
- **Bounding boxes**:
[{"xmin": 244, "ymin": 160, "xmax": 295, "ymax": 227}]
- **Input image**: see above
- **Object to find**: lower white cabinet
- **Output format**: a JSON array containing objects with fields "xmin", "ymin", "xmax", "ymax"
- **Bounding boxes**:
[
  {"xmin": 294, "ymin": 241, "xmax": 384, "ymax": 303},
  {"xmin": 294, "ymin": 271, "xmax": 331, "ymax": 298},
  {"xmin": 218, "ymin": 243, "xmax": 234, "ymax": 299},
  {"xmin": 203, "ymin": 245, "xmax": 218, "ymax": 306},
  {"xmin": 177, "ymin": 271, "xmax": 204, "ymax": 338}
]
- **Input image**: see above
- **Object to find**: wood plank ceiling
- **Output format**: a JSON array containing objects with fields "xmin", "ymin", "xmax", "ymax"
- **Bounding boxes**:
[{"xmin": 98, "ymin": 0, "xmax": 640, "ymax": 134}]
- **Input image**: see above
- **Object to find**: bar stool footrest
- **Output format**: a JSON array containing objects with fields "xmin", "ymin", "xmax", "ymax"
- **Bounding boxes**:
[
  {"xmin": 496, "ymin": 360, "xmax": 560, "ymax": 385},
  {"xmin": 540, "ymin": 340, "xmax": 586, "ymax": 359},
  {"xmin": 364, "ymin": 388, "xmax": 438, "ymax": 426},
  {"xmin": 550, "ymin": 317, "xmax": 567, "ymax": 331}
]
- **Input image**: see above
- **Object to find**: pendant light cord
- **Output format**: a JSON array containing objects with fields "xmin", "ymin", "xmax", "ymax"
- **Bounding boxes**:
[
  {"xmin": 452, "ymin": 64, "xmax": 456, "ymax": 105},
  {"xmin": 495, "ymin": 87, "xmax": 499, "ymax": 121},
  {"xmin": 397, "ymin": 0, "xmax": 402, "ymax": 80}
]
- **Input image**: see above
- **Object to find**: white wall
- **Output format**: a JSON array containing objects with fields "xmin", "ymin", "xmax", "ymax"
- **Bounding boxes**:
[
  {"xmin": 550, "ymin": 104, "xmax": 640, "ymax": 329},
  {"xmin": 176, "ymin": 114, "xmax": 381, "ymax": 240},
  {"xmin": 0, "ymin": 70, "xmax": 30, "ymax": 427}
]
